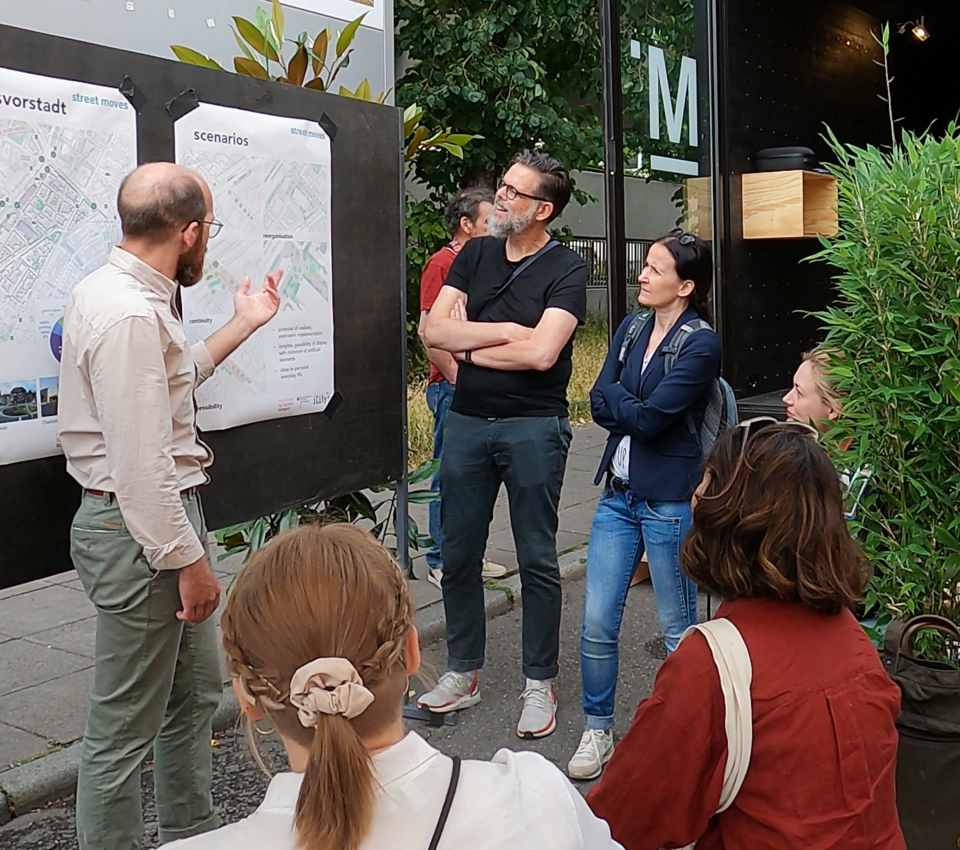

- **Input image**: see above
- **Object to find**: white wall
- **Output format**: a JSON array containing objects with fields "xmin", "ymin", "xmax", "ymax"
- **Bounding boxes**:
[
  {"xmin": 0, "ymin": 0, "xmax": 392, "ymax": 99},
  {"xmin": 554, "ymin": 170, "xmax": 683, "ymax": 240}
]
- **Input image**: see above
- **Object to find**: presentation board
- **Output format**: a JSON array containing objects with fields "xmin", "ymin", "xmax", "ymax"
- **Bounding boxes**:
[{"xmin": 0, "ymin": 25, "xmax": 405, "ymax": 588}]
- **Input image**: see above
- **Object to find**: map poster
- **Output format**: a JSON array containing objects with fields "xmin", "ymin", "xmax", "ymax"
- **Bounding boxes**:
[
  {"xmin": 0, "ymin": 68, "xmax": 137, "ymax": 465},
  {"xmin": 174, "ymin": 103, "xmax": 335, "ymax": 432}
]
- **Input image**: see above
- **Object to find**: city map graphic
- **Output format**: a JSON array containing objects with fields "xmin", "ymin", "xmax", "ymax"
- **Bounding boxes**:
[{"xmin": 0, "ymin": 122, "xmax": 127, "ymax": 349}]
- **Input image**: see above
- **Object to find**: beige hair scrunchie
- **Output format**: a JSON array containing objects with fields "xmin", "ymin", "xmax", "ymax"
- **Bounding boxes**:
[{"xmin": 289, "ymin": 657, "xmax": 375, "ymax": 726}]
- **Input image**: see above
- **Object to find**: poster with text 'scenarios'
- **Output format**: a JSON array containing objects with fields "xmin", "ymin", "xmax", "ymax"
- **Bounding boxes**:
[
  {"xmin": 174, "ymin": 102, "xmax": 335, "ymax": 432},
  {"xmin": 0, "ymin": 68, "xmax": 137, "ymax": 465}
]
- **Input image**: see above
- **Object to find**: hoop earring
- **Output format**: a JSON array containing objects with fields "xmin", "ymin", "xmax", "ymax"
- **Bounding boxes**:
[{"xmin": 254, "ymin": 721, "xmax": 274, "ymax": 736}]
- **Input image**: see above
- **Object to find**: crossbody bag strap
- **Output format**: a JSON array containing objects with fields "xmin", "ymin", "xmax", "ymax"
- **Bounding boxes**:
[
  {"xmin": 475, "ymin": 239, "xmax": 560, "ymax": 322},
  {"xmin": 680, "ymin": 619, "xmax": 753, "ymax": 813},
  {"xmin": 663, "ymin": 319, "xmax": 714, "ymax": 437},
  {"xmin": 427, "ymin": 755, "xmax": 462, "ymax": 850}
]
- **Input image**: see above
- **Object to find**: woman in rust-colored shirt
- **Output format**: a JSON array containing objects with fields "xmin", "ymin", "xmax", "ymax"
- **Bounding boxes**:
[{"xmin": 587, "ymin": 419, "xmax": 904, "ymax": 850}]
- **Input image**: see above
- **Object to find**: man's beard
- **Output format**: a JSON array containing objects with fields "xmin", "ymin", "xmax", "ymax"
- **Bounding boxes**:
[
  {"xmin": 176, "ymin": 240, "xmax": 206, "ymax": 287},
  {"xmin": 487, "ymin": 203, "xmax": 538, "ymax": 238}
]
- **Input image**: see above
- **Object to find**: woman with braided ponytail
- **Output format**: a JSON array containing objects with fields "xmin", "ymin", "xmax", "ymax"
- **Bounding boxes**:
[{"xmin": 166, "ymin": 523, "xmax": 622, "ymax": 850}]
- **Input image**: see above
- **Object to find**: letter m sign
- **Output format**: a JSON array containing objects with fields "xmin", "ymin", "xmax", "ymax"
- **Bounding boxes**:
[{"xmin": 648, "ymin": 45, "xmax": 697, "ymax": 147}]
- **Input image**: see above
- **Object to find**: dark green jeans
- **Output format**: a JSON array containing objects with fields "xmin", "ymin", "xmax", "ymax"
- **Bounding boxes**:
[
  {"xmin": 440, "ymin": 411, "xmax": 572, "ymax": 680},
  {"xmin": 71, "ymin": 490, "xmax": 222, "ymax": 850}
]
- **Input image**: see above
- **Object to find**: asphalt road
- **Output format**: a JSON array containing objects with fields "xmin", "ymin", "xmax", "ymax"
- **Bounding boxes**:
[{"xmin": 0, "ymin": 575, "xmax": 690, "ymax": 850}]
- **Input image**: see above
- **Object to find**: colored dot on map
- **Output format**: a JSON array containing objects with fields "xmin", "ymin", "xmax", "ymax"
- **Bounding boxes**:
[
  {"xmin": 39, "ymin": 156, "xmax": 45, "ymax": 163},
  {"xmin": 14, "ymin": 203, "xmax": 20, "ymax": 209},
  {"xmin": 91, "ymin": 203, "xmax": 97, "ymax": 210}
]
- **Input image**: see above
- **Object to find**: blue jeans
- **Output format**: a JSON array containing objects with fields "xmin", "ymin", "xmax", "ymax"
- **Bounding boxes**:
[
  {"xmin": 425, "ymin": 379, "xmax": 455, "ymax": 570},
  {"xmin": 580, "ymin": 485, "xmax": 697, "ymax": 730}
]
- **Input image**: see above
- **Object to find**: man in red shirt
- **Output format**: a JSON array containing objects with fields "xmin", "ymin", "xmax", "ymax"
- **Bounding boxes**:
[{"xmin": 418, "ymin": 187, "xmax": 500, "ymax": 589}]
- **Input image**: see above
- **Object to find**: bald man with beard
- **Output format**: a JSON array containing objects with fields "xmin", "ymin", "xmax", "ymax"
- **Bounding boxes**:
[{"xmin": 58, "ymin": 162, "xmax": 283, "ymax": 850}]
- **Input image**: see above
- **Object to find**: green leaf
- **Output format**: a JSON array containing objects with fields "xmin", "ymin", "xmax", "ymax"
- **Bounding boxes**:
[
  {"xmin": 272, "ymin": 0, "xmax": 285, "ymax": 43},
  {"xmin": 234, "ymin": 16, "xmax": 279, "ymax": 62},
  {"xmin": 443, "ymin": 133, "xmax": 481, "ymax": 146},
  {"xmin": 250, "ymin": 518, "xmax": 269, "ymax": 553},
  {"xmin": 436, "ymin": 142, "xmax": 464, "ymax": 159},
  {"xmin": 336, "ymin": 14, "xmax": 366, "ymax": 58},
  {"xmin": 278, "ymin": 509, "xmax": 300, "ymax": 533},
  {"xmin": 170, "ymin": 46, "xmax": 226, "ymax": 71},
  {"xmin": 338, "ymin": 84, "xmax": 356, "ymax": 98},
  {"xmin": 944, "ymin": 374, "xmax": 960, "ymax": 404},
  {"xmin": 231, "ymin": 26, "xmax": 256, "ymax": 61},
  {"xmin": 234, "ymin": 56, "xmax": 270, "ymax": 79},
  {"xmin": 408, "ymin": 458, "xmax": 440, "ymax": 484},
  {"xmin": 355, "ymin": 78, "xmax": 372, "ymax": 101},
  {"xmin": 407, "ymin": 489, "xmax": 440, "ymax": 504}
]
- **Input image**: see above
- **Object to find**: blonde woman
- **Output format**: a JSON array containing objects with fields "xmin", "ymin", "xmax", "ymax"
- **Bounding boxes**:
[
  {"xmin": 783, "ymin": 348, "xmax": 869, "ymax": 520},
  {"xmin": 166, "ymin": 524, "xmax": 622, "ymax": 850},
  {"xmin": 782, "ymin": 348, "xmax": 843, "ymax": 429}
]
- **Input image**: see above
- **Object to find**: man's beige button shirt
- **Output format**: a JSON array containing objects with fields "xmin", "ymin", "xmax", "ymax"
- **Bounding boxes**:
[{"xmin": 59, "ymin": 246, "xmax": 216, "ymax": 570}]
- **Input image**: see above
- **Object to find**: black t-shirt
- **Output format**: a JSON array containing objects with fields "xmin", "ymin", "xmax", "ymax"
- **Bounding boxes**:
[{"xmin": 444, "ymin": 236, "xmax": 588, "ymax": 418}]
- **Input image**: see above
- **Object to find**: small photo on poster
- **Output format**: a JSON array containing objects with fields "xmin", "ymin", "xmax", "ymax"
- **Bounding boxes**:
[
  {"xmin": 39, "ymin": 377, "xmax": 59, "ymax": 418},
  {"xmin": 0, "ymin": 380, "xmax": 39, "ymax": 423}
]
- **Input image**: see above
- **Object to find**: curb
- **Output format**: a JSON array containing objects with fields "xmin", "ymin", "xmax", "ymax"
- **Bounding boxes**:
[{"xmin": 0, "ymin": 546, "xmax": 588, "ymax": 822}]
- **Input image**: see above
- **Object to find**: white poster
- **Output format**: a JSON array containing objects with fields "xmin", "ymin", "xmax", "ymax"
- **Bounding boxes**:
[
  {"xmin": 174, "ymin": 103, "xmax": 335, "ymax": 432},
  {"xmin": 0, "ymin": 68, "xmax": 137, "ymax": 465},
  {"xmin": 286, "ymin": 0, "xmax": 383, "ymax": 32}
]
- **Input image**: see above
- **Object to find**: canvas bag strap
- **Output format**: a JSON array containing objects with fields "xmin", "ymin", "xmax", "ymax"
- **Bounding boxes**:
[
  {"xmin": 680, "ymin": 618, "xmax": 753, "ymax": 813},
  {"xmin": 475, "ymin": 239, "xmax": 560, "ymax": 321}
]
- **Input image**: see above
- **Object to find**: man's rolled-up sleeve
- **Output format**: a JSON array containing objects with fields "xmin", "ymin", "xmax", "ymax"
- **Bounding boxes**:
[
  {"xmin": 191, "ymin": 341, "xmax": 216, "ymax": 386},
  {"xmin": 88, "ymin": 316, "xmax": 204, "ymax": 570}
]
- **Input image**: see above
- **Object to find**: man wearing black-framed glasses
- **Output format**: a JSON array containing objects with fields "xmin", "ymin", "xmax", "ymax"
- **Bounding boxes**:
[
  {"xmin": 59, "ymin": 161, "xmax": 283, "ymax": 850},
  {"xmin": 419, "ymin": 150, "xmax": 588, "ymax": 741}
]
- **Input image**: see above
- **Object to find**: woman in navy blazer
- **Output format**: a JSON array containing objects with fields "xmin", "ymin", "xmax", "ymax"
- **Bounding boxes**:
[{"xmin": 567, "ymin": 231, "xmax": 721, "ymax": 781}]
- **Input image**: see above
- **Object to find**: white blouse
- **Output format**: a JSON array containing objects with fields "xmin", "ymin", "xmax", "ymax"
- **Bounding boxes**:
[{"xmin": 166, "ymin": 731, "xmax": 623, "ymax": 850}]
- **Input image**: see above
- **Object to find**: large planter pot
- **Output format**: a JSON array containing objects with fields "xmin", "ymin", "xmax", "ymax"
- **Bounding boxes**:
[{"xmin": 883, "ymin": 615, "xmax": 960, "ymax": 849}]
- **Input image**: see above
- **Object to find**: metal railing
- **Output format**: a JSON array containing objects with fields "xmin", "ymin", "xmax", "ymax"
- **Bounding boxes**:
[{"xmin": 568, "ymin": 237, "xmax": 654, "ymax": 288}]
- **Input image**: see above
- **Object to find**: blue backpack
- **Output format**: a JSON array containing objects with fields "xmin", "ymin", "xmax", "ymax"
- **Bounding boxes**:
[{"xmin": 617, "ymin": 312, "xmax": 738, "ymax": 455}]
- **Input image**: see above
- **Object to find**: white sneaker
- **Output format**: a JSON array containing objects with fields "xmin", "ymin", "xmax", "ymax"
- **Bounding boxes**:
[
  {"xmin": 417, "ymin": 670, "xmax": 481, "ymax": 713},
  {"xmin": 517, "ymin": 678, "xmax": 557, "ymax": 739},
  {"xmin": 567, "ymin": 729, "xmax": 615, "ymax": 780},
  {"xmin": 426, "ymin": 568, "xmax": 443, "ymax": 590},
  {"xmin": 481, "ymin": 559, "xmax": 508, "ymax": 580}
]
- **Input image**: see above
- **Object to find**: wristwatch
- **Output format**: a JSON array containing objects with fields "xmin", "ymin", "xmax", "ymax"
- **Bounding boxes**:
[{"xmin": 464, "ymin": 350, "xmax": 473, "ymax": 364}]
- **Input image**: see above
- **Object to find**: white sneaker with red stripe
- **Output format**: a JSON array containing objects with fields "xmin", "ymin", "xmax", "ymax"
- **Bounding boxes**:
[
  {"xmin": 517, "ymin": 678, "xmax": 557, "ymax": 739},
  {"xmin": 417, "ymin": 670, "xmax": 481, "ymax": 713}
]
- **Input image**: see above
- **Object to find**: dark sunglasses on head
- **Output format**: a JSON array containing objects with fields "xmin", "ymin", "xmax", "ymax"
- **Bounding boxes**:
[
  {"xmin": 669, "ymin": 227, "xmax": 697, "ymax": 247},
  {"xmin": 734, "ymin": 416, "xmax": 819, "ymax": 461}
]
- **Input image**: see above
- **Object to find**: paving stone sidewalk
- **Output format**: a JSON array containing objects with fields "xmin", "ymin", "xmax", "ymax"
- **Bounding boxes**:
[{"xmin": 0, "ymin": 423, "xmax": 608, "ymax": 772}]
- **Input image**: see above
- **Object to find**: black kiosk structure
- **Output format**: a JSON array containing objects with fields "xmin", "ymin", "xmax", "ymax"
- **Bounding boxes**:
[{"xmin": 600, "ymin": 0, "xmax": 952, "ymax": 418}]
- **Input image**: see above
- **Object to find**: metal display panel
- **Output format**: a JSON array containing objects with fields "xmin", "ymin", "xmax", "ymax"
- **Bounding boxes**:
[
  {"xmin": 713, "ymin": 0, "xmax": 889, "ymax": 398},
  {"xmin": 0, "ymin": 25, "xmax": 404, "ymax": 588}
]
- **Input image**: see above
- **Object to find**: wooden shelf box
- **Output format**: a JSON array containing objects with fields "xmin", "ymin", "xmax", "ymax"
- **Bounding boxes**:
[{"xmin": 741, "ymin": 170, "xmax": 838, "ymax": 239}]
